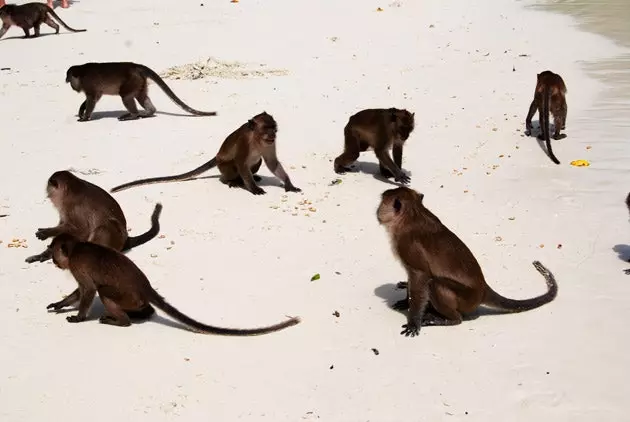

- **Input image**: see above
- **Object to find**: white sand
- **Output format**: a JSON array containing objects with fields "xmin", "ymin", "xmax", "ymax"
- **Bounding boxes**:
[{"xmin": 1, "ymin": 0, "xmax": 629, "ymax": 420}]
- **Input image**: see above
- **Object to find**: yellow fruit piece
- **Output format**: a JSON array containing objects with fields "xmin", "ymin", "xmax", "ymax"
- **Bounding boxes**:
[{"xmin": 570, "ymin": 159, "xmax": 590, "ymax": 167}]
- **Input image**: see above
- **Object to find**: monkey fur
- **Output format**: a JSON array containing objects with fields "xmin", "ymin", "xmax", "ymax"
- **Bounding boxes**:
[
  {"xmin": 25, "ymin": 170, "xmax": 162, "ymax": 263},
  {"xmin": 65, "ymin": 62, "xmax": 218, "ymax": 122},
  {"xmin": 334, "ymin": 108, "xmax": 415, "ymax": 184},
  {"xmin": 46, "ymin": 234, "xmax": 301, "ymax": 336},
  {"xmin": 0, "ymin": 2, "xmax": 86, "ymax": 39},
  {"xmin": 525, "ymin": 70, "xmax": 568, "ymax": 165},
  {"xmin": 377, "ymin": 186, "xmax": 558, "ymax": 337},
  {"xmin": 110, "ymin": 112, "xmax": 301, "ymax": 196}
]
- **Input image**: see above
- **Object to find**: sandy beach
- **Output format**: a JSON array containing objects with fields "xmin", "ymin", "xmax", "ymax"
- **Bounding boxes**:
[{"xmin": 1, "ymin": 0, "xmax": 629, "ymax": 420}]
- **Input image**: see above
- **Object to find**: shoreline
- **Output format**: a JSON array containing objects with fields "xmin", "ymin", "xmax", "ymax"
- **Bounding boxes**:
[{"xmin": 1, "ymin": 0, "xmax": 629, "ymax": 421}]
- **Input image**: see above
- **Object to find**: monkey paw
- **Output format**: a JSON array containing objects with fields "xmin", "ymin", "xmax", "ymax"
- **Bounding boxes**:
[
  {"xmin": 46, "ymin": 302, "xmax": 64, "ymax": 311},
  {"xmin": 400, "ymin": 323, "xmax": 420, "ymax": 337},
  {"xmin": 251, "ymin": 186, "xmax": 267, "ymax": 195},
  {"xmin": 553, "ymin": 134, "xmax": 567, "ymax": 140},
  {"xmin": 623, "ymin": 268, "xmax": 630, "ymax": 275},
  {"xmin": 285, "ymin": 185, "xmax": 302, "ymax": 193},
  {"xmin": 66, "ymin": 315, "xmax": 85, "ymax": 323},
  {"xmin": 392, "ymin": 299, "xmax": 409, "ymax": 311},
  {"xmin": 395, "ymin": 174, "xmax": 411, "ymax": 185},
  {"xmin": 396, "ymin": 281, "xmax": 408, "ymax": 289},
  {"xmin": 334, "ymin": 166, "xmax": 351, "ymax": 175},
  {"xmin": 35, "ymin": 229, "xmax": 51, "ymax": 240}
]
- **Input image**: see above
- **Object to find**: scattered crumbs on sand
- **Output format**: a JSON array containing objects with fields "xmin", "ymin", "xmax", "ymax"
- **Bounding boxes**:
[
  {"xmin": 6, "ymin": 238, "xmax": 27, "ymax": 248},
  {"xmin": 68, "ymin": 167, "xmax": 103, "ymax": 176},
  {"xmin": 159, "ymin": 57, "xmax": 289, "ymax": 81},
  {"xmin": 270, "ymin": 193, "xmax": 330, "ymax": 217}
]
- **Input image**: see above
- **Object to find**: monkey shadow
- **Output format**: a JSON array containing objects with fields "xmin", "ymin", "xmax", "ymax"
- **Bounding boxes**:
[
  {"xmin": 1, "ymin": 32, "xmax": 74, "ymax": 41},
  {"xmin": 352, "ymin": 161, "xmax": 412, "ymax": 187},
  {"xmin": 613, "ymin": 244, "xmax": 630, "ymax": 263},
  {"xmin": 77, "ymin": 110, "xmax": 191, "ymax": 121},
  {"xmin": 194, "ymin": 174, "xmax": 284, "ymax": 189},
  {"xmin": 51, "ymin": 0, "xmax": 80, "ymax": 7},
  {"xmin": 374, "ymin": 283, "xmax": 511, "ymax": 322},
  {"xmin": 46, "ymin": 297, "xmax": 198, "ymax": 332}
]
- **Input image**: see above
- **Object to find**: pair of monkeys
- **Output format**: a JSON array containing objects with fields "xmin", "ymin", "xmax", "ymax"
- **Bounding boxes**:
[{"xmin": 25, "ymin": 169, "xmax": 559, "ymax": 338}]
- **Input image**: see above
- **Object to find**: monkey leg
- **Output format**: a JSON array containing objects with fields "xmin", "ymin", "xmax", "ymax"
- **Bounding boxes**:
[
  {"xmin": 524, "ymin": 99, "xmax": 538, "ymax": 136},
  {"xmin": 43, "ymin": 17, "xmax": 60, "ymax": 34},
  {"xmin": 0, "ymin": 25, "xmax": 10, "ymax": 39},
  {"xmin": 78, "ymin": 94, "xmax": 101, "ymax": 121},
  {"xmin": 47, "ymin": 288, "xmax": 80, "ymax": 311},
  {"xmin": 425, "ymin": 282, "xmax": 464, "ymax": 327},
  {"xmin": 400, "ymin": 273, "xmax": 431, "ymax": 337},
  {"xmin": 375, "ymin": 148, "xmax": 410, "ymax": 184},
  {"xmin": 136, "ymin": 88, "xmax": 157, "ymax": 118},
  {"xmin": 22, "ymin": 27, "xmax": 30, "ymax": 38},
  {"xmin": 552, "ymin": 105, "xmax": 568, "ymax": 140},
  {"xmin": 381, "ymin": 144, "xmax": 403, "ymax": 178},
  {"xmin": 118, "ymin": 95, "xmax": 141, "ymax": 121},
  {"xmin": 66, "ymin": 286, "xmax": 96, "ymax": 323},
  {"xmin": 238, "ymin": 163, "xmax": 266, "ymax": 195},
  {"xmin": 33, "ymin": 24, "xmax": 41, "ymax": 37},
  {"xmin": 99, "ymin": 297, "xmax": 132, "ymax": 327},
  {"xmin": 334, "ymin": 131, "xmax": 361, "ymax": 174},
  {"xmin": 262, "ymin": 153, "xmax": 301, "ymax": 193},
  {"xmin": 25, "ymin": 247, "xmax": 53, "ymax": 263},
  {"xmin": 126, "ymin": 305, "xmax": 156, "ymax": 320},
  {"xmin": 251, "ymin": 158, "xmax": 263, "ymax": 182}
]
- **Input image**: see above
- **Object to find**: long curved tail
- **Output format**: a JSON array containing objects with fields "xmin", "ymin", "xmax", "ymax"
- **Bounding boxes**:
[
  {"xmin": 541, "ymin": 86, "xmax": 560, "ymax": 165},
  {"xmin": 482, "ymin": 260, "xmax": 558, "ymax": 312},
  {"xmin": 46, "ymin": 7, "xmax": 87, "ymax": 32},
  {"xmin": 147, "ymin": 289, "xmax": 301, "ymax": 336},
  {"xmin": 110, "ymin": 157, "xmax": 217, "ymax": 193},
  {"xmin": 139, "ymin": 64, "xmax": 217, "ymax": 116},
  {"xmin": 121, "ymin": 203, "xmax": 162, "ymax": 251}
]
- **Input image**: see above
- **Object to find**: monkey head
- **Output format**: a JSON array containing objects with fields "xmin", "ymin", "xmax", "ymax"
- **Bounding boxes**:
[
  {"xmin": 376, "ymin": 186, "xmax": 424, "ymax": 227},
  {"xmin": 50, "ymin": 233, "xmax": 78, "ymax": 270},
  {"xmin": 65, "ymin": 66, "xmax": 82, "ymax": 92},
  {"xmin": 46, "ymin": 170, "xmax": 76, "ymax": 208},
  {"xmin": 248, "ymin": 111, "xmax": 278, "ymax": 145},
  {"xmin": 391, "ymin": 109, "xmax": 415, "ymax": 141}
]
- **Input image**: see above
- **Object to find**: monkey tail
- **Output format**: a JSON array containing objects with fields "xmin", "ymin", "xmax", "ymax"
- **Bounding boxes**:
[
  {"xmin": 146, "ymin": 289, "xmax": 301, "ymax": 336},
  {"xmin": 110, "ymin": 157, "xmax": 217, "ymax": 193},
  {"xmin": 139, "ymin": 65, "xmax": 217, "ymax": 116},
  {"xmin": 46, "ymin": 7, "xmax": 87, "ymax": 33},
  {"xmin": 626, "ymin": 192, "xmax": 630, "ymax": 214},
  {"xmin": 541, "ymin": 85, "xmax": 560, "ymax": 165},
  {"xmin": 482, "ymin": 260, "xmax": 558, "ymax": 313},
  {"xmin": 121, "ymin": 203, "xmax": 163, "ymax": 251}
]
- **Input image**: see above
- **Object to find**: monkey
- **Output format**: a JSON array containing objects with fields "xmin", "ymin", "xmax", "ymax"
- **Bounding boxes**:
[
  {"xmin": 65, "ymin": 62, "xmax": 218, "ymax": 122},
  {"xmin": 376, "ymin": 186, "xmax": 558, "ymax": 337},
  {"xmin": 333, "ymin": 108, "xmax": 415, "ymax": 184},
  {"xmin": 0, "ymin": 2, "xmax": 86, "ymax": 40},
  {"xmin": 525, "ymin": 70, "xmax": 568, "ymax": 165},
  {"xmin": 624, "ymin": 192, "xmax": 630, "ymax": 275},
  {"xmin": 45, "ymin": 233, "xmax": 301, "ymax": 336},
  {"xmin": 110, "ymin": 112, "xmax": 301, "ymax": 196},
  {"xmin": 25, "ymin": 170, "xmax": 162, "ymax": 264}
]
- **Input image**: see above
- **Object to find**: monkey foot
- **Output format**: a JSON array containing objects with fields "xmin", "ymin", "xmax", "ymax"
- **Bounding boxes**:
[
  {"xmin": 392, "ymin": 298, "xmax": 409, "ymax": 311},
  {"xmin": 334, "ymin": 166, "xmax": 354, "ymax": 175},
  {"xmin": 400, "ymin": 323, "xmax": 420, "ymax": 337},
  {"xmin": 251, "ymin": 186, "xmax": 267, "ymax": 195},
  {"xmin": 395, "ymin": 281, "xmax": 408, "ymax": 289},
  {"xmin": 99, "ymin": 315, "xmax": 130, "ymax": 326},
  {"xmin": 285, "ymin": 185, "xmax": 302, "ymax": 193},
  {"xmin": 66, "ymin": 315, "xmax": 85, "ymax": 323},
  {"xmin": 118, "ymin": 114, "xmax": 140, "ymax": 121},
  {"xmin": 395, "ymin": 174, "xmax": 411, "ymax": 185},
  {"xmin": 46, "ymin": 302, "xmax": 65, "ymax": 311},
  {"xmin": 623, "ymin": 268, "xmax": 630, "ymax": 275},
  {"xmin": 553, "ymin": 134, "xmax": 567, "ymax": 140}
]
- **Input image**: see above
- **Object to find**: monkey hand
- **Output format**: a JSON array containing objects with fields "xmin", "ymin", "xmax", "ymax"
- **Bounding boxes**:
[
  {"xmin": 251, "ymin": 186, "xmax": 267, "ymax": 195},
  {"xmin": 395, "ymin": 173, "xmax": 411, "ymax": 185},
  {"xmin": 400, "ymin": 322, "xmax": 420, "ymax": 337},
  {"xmin": 623, "ymin": 268, "xmax": 630, "ymax": 275},
  {"xmin": 35, "ymin": 228, "xmax": 53, "ymax": 240},
  {"xmin": 47, "ymin": 301, "xmax": 65, "ymax": 311},
  {"xmin": 66, "ymin": 315, "xmax": 86, "ymax": 323},
  {"xmin": 524, "ymin": 128, "xmax": 532, "ymax": 136},
  {"xmin": 285, "ymin": 185, "xmax": 301, "ymax": 193}
]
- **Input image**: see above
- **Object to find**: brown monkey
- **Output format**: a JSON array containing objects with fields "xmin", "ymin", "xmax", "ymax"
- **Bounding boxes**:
[
  {"xmin": 110, "ymin": 112, "xmax": 301, "ymax": 196},
  {"xmin": 0, "ymin": 2, "xmax": 86, "ymax": 39},
  {"xmin": 624, "ymin": 192, "xmax": 630, "ymax": 275},
  {"xmin": 25, "ymin": 170, "xmax": 162, "ymax": 263},
  {"xmin": 334, "ymin": 108, "xmax": 415, "ymax": 184},
  {"xmin": 65, "ymin": 62, "xmax": 218, "ymax": 122},
  {"xmin": 525, "ymin": 70, "xmax": 568, "ymax": 165},
  {"xmin": 46, "ymin": 233, "xmax": 301, "ymax": 336},
  {"xmin": 376, "ymin": 186, "xmax": 558, "ymax": 337}
]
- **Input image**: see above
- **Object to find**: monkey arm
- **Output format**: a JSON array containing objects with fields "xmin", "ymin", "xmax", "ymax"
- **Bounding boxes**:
[
  {"xmin": 262, "ymin": 150, "xmax": 300, "ymax": 192},
  {"xmin": 35, "ymin": 223, "xmax": 76, "ymax": 240}
]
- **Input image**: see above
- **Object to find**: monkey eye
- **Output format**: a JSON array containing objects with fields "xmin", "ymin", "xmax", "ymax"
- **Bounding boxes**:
[{"xmin": 393, "ymin": 198, "xmax": 402, "ymax": 212}]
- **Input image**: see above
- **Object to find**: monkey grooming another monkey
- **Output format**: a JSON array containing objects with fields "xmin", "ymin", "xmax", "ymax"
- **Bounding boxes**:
[
  {"xmin": 65, "ymin": 62, "xmax": 218, "ymax": 122},
  {"xmin": 110, "ymin": 112, "xmax": 301, "ymax": 196},
  {"xmin": 0, "ymin": 2, "xmax": 86, "ymax": 40},
  {"xmin": 334, "ymin": 108, "xmax": 415, "ymax": 184},
  {"xmin": 525, "ymin": 70, "xmax": 568, "ymax": 165},
  {"xmin": 376, "ymin": 186, "xmax": 558, "ymax": 337},
  {"xmin": 25, "ymin": 170, "xmax": 162, "ymax": 264},
  {"xmin": 46, "ymin": 234, "xmax": 301, "ymax": 336}
]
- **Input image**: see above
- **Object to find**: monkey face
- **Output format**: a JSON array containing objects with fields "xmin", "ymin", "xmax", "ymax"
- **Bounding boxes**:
[
  {"xmin": 377, "ymin": 187, "xmax": 424, "ymax": 226},
  {"xmin": 397, "ymin": 112, "xmax": 415, "ymax": 141}
]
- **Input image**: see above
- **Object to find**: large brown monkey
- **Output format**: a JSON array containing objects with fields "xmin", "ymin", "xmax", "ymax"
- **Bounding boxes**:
[
  {"xmin": 110, "ymin": 112, "xmax": 301, "ymax": 196},
  {"xmin": 0, "ymin": 2, "xmax": 86, "ymax": 39},
  {"xmin": 376, "ymin": 186, "xmax": 558, "ymax": 337},
  {"xmin": 46, "ymin": 233, "xmax": 301, "ymax": 336},
  {"xmin": 525, "ymin": 70, "xmax": 568, "ymax": 165},
  {"xmin": 25, "ymin": 170, "xmax": 161, "ymax": 263},
  {"xmin": 334, "ymin": 108, "xmax": 415, "ymax": 184},
  {"xmin": 65, "ymin": 62, "xmax": 218, "ymax": 122}
]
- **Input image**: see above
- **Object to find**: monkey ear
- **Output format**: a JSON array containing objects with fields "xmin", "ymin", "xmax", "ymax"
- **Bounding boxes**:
[
  {"xmin": 418, "ymin": 193, "xmax": 424, "ymax": 202},
  {"xmin": 393, "ymin": 198, "xmax": 402, "ymax": 212},
  {"xmin": 247, "ymin": 119, "xmax": 256, "ymax": 129},
  {"xmin": 48, "ymin": 177, "xmax": 58, "ymax": 188}
]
